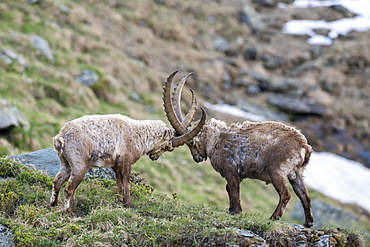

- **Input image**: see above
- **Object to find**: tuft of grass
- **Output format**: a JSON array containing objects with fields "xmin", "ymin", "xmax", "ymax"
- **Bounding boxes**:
[{"xmin": 0, "ymin": 158, "xmax": 23, "ymax": 177}]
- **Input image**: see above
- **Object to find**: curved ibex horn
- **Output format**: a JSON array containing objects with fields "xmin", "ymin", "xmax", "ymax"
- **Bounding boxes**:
[
  {"xmin": 163, "ymin": 70, "xmax": 207, "ymax": 146},
  {"xmin": 182, "ymin": 89, "xmax": 197, "ymax": 128},
  {"xmin": 172, "ymin": 107, "xmax": 206, "ymax": 147},
  {"xmin": 163, "ymin": 70, "xmax": 188, "ymax": 135},
  {"xmin": 172, "ymin": 72, "xmax": 198, "ymax": 128}
]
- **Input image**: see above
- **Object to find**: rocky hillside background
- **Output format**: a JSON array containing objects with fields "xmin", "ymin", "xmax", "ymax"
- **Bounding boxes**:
[
  {"xmin": 1, "ymin": 0, "xmax": 370, "ymax": 245},
  {"xmin": 1, "ymin": 0, "xmax": 370, "ymax": 166}
]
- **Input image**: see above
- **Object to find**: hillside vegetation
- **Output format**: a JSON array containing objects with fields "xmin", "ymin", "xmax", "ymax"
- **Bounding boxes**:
[
  {"xmin": 0, "ymin": 0, "xmax": 369, "ymax": 246},
  {"xmin": 0, "ymin": 158, "xmax": 366, "ymax": 246}
]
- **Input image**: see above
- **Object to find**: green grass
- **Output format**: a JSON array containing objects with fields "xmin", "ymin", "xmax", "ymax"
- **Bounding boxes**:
[
  {"xmin": 0, "ymin": 158, "xmax": 270, "ymax": 246},
  {"xmin": 1, "ymin": 158, "xmax": 365, "ymax": 247},
  {"xmin": 132, "ymin": 147, "xmax": 280, "ymax": 215}
]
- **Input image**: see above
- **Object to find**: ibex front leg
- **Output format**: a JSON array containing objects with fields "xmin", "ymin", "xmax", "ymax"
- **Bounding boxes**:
[
  {"xmin": 225, "ymin": 176, "xmax": 242, "ymax": 215},
  {"xmin": 113, "ymin": 161, "xmax": 133, "ymax": 207}
]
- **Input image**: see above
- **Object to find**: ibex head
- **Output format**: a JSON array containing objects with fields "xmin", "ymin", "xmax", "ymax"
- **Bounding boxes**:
[
  {"xmin": 146, "ymin": 128, "xmax": 174, "ymax": 161},
  {"xmin": 162, "ymin": 70, "xmax": 207, "ymax": 163}
]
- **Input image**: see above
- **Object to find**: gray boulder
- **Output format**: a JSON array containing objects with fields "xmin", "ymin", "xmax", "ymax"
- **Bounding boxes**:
[
  {"xmin": 269, "ymin": 78, "xmax": 307, "ymax": 97},
  {"xmin": 242, "ymin": 46, "xmax": 258, "ymax": 61},
  {"xmin": 55, "ymin": 2, "xmax": 70, "ymax": 14},
  {"xmin": 0, "ymin": 104, "xmax": 30, "ymax": 132},
  {"xmin": 84, "ymin": 166, "xmax": 116, "ymax": 180},
  {"xmin": 228, "ymin": 228, "xmax": 268, "ymax": 246},
  {"xmin": 212, "ymin": 37, "xmax": 229, "ymax": 52},
  {"xmin": 268, "ymin": 93, "xmax": 325, "ymax": 116},
  {"xmin": 75, "ymin": 69, "xmax": 99, "ymax": 87},
  {"xmin": 29, "ymin": 34, "xmax": 54, "ymax": 61},
  {"xmin": 0, "ymin": 224, "xmax": 14, "ymax": 247},
  {"xmin": 261, "ymin": 53, "xmax": 285, "ymax": 70},
  {"xmin": 246, "ymin": 71, "xmax": 272, "ymax": 91},
  {"xmin": 7, "ymin": 148, "xmax": 115, "ymax": 180},
  {"xmin": 239, "ymin": 5, "xmax": 266, "ymax": 35},
  {"xmin": 7, "ymin": 148, "xmax": 60, "ymax": 177},
  {"xmin": 255, "ymin": 77, "xmax": 308, "ymax": 97},
  {"xmin": 0, "ymin": 49, "xmax": 27, "ymax": 68},
  {"xmin": 236, "ymin": 99, "xmax": 288, "ymax": 121},
  {"xmin": 253, "ymin": 0, "xmax": 278, "ymax": 7}
]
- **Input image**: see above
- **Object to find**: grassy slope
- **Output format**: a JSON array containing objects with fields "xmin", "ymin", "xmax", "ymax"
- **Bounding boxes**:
[
  {"xmin": 0, "ymin": 158, "xmax": 364, "ymax": 246},
  {"xmin": 0, "ymin": 0, "xmax": 369, "ymax": 245}
]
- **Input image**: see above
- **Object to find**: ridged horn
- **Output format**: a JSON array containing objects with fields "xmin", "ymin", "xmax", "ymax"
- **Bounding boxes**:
[
  {"xmin": 172, "ymin": 107, "xmax": 206, "ymax": 147},
  {"xmin": 162, "ymin": 70, "xmax": 188, "ymax": 135},
  {"xmin": 182, "ymin": 88, "xmax": 198, "ymax": 128},
  {"xmin": 172, "ymin": 72, "xmax": 194, "ymax": 123}
]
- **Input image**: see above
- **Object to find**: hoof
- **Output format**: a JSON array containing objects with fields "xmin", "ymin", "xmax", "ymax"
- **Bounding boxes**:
[
  {"xmin": 304, "ymin": 221, "xmax": 314, "ymax": 228},
  {"xmin": 229, "ymin": 209, "xmax": 242, "ymax": 215},
  {"xmin": 269, "ymin": 215, "xmax": 281, "ymax": 221},
  {"xmin": 65, "ymin": 209, "xmax": 75, "ymax": 217},
  {"xmin": 123, "ymin": 202, "xmax": 133, "ymax": 208}
]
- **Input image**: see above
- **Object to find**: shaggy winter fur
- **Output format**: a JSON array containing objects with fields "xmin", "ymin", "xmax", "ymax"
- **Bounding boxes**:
[
  {"xmin": 162, "ymin": 71, "xmax": 314, "ymax": 228},
  {"xmin": 188, "ymin": 118, "xmax": 314, "ymax": 228},
  {"xmin": 50, "ymin": 114, "xmax": 177, "ymax": 215}
]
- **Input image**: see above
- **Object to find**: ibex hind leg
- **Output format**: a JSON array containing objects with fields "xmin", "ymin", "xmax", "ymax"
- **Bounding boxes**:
[
  {"xmin": 289, "ymin": 171, "xmax": 314, "ymax": 228},
  {"xmin": 269, "ymin": 173, "xmax": 291, "ymax": 221},
  {"xmin": 63, "ymin": 161, "xmax": 88, "ymax": 216},
  {"xmin": 50, "ymin": 156, "xmax": 71, "ymax": 207}
]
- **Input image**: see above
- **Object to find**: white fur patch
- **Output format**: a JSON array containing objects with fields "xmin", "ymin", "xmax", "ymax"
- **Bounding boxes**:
[
  {"xmin": 50, "ymin": 192, "xmax": 57, "ymax": 203},
  {"xmin": 64, "ymin": 199, "xmax": 70, "ymax": 209},
  {"xmin": 300, "ymin": 148, "xmax": 306, "ymax": 161}
]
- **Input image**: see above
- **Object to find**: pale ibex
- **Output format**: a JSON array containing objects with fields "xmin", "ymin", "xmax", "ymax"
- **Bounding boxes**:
[
  {"xmin": 50, "ymin": 94, "xmax": 206, "ymax": 215},
  {"xmin": 163, "ymin": 70, "xmax": 314, "ymax": 228}
]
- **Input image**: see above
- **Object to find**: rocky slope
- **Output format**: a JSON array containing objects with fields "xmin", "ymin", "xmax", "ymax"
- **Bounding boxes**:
[{"xmin": 1, "ymin": 0, "xmax": 369, "ymax": 167}]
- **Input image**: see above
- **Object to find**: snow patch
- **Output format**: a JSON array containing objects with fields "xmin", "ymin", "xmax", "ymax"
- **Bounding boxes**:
[
  {"xmin": 203, "ymin": 102, "xmax": 267, "ymax": 122},
  {"xmin": 306, "ymin": 152, "xmax": 370, "ymax": 212},
  {"xmin": 282, "ymin": 0, "xmax": 370, "ymax": 45}
]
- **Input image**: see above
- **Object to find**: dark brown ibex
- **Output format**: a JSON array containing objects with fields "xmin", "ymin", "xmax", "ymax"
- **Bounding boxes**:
[
  {"xmin": 50, "ymin": 107, "xmax": 206, "ymax": 215},
  {"xmin": 163, "ymin": 70, "xmax": 314, "ymax": 228}
]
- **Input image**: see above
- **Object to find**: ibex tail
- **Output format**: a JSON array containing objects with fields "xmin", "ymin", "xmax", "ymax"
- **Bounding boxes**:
[{"xmin": 53, "ymin": 135, "xmax": 65, "ymax": 156}]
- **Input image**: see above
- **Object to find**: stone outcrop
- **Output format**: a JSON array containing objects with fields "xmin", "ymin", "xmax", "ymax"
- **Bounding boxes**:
[
  {"xmin": 75, "ymin": 69, "xmax": 100, "ymax": 87},
  {"xmin": 7, "ymin": 148, "xmax": 60, "ymax": 177},
  {"xmin": 7, "ymin": 148, "xmax": 115, "ymax": 180},
  {"xmin": 29, "ymin": 34, "xmax": 54, "ymax": 61},
  {"xmin": 0, "ymin": 103, "xmax": 29, "ymax": 133},
  {"xmin": 268, "ymin": 93, "xmax": 325, "ymax": 116},
  {"xmin": 0, "ymin": 49, "xmax": 27, "ymax": 69},
  {"xmin": 0, "ymin": 224, "xmax": 14, "ymax": 247}
]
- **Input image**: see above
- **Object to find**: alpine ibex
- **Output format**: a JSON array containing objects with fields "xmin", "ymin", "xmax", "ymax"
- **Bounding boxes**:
[
  {"xmin": 163, "ymin": 70, "xmax": 314, "ymax": 228},
  {"xmin": 50, "ymin": 101, "xmax": 206, "ymax": 215}
]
